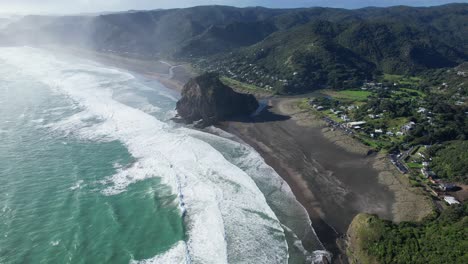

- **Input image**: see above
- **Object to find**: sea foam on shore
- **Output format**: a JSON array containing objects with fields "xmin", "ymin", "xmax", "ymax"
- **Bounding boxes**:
[{"xmin": 0, "ymin": 46, "xmax": 331, "ymax": 263}]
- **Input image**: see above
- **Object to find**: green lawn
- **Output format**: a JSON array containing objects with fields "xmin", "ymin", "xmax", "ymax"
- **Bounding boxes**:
[
  {"xmin": 323, "ymin": 110, "xmax": 342, "ymax": 122},
  {"xmin": 220, "ymin": 76, "xmax": 269, "ymax": 94},
  {"xmin": 323, "ymin": 89, "xmax": 372, "ymax": 102},
  {"xmin": 383, "ymin": 74, "xmax": 421, "ymax": 87},
  {"xmin": 400, "ymin": 88, "xmax": 426, "ymax": 97},
  {"xmin": 407, "ymin": 162, "xmax": 423, "ymax": 169}
]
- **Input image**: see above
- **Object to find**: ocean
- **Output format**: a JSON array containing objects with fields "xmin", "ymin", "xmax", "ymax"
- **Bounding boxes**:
[{"xmin": 0, "ymin": 46, "xmax": 328, "ymax": 263}]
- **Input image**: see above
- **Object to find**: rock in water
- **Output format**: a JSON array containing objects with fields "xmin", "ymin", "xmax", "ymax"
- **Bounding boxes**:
[{"xmin": 176, "ymin": 73, "xmax": 259, "ymax": 126}]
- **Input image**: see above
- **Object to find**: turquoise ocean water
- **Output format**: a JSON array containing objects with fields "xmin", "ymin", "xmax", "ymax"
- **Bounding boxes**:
[{"xmin": 0, "ymin": 47, "xmax": 327, "ymax": 264}]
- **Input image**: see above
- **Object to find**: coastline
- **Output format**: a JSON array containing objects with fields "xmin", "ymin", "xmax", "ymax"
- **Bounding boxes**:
[
  {"xmin": 219, "ymin": 98, "xmax": 433, "ymax": 263},
  {"xmin": 74, "ymin": 50, "xmax": 432, "ymax": 263},
  {"xmin": 275, "ymin": 98, "xmax": 433, "ymax": 222}
]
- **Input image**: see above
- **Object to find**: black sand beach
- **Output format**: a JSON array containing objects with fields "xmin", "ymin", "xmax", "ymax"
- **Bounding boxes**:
[
  {"xmin": 219, "ymin": 99, "xmax": 395, "ymax": 262},
  {"xmin": 69, "ymin": 50, "xmax": 432, "ymax": 263}
]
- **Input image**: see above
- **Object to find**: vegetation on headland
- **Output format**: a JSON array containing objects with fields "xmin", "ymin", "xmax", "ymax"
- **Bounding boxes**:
[
  {"xmin": 219, "ymin": 76, "xmax": 273, "ymax": 97},
  {"xmin": 428, "ymin": 141, "xmax": 468, "ymax": 184},
  {"xmin": 348, "ymin": 204, "xmax": 468, "ymax": 264}
]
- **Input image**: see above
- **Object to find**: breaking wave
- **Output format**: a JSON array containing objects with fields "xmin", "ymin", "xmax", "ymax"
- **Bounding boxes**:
[{"xmin": 0, "ymin": 47, "xmax": 329, "ymax": 263}]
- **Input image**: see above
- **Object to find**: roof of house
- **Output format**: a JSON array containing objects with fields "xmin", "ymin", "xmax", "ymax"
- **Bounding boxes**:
[{"xmin": 444, "ymin": 196, "xmax": 460, "ymax": 205}]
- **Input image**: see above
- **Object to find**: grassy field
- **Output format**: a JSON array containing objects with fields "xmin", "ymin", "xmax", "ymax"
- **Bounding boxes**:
[
  {"xmin": 407, "ymin": 162, "xmax": 423, "ymax": 169},
  {"xmin": 323, "ymin": 89, "xmax": 372, "ymax": 102},
  {"xmin": 383, "ymin": 74, "xmax": 421, "ymax": 87},
  {"xmin": 323, "ymin": 110, "xmax": 343, "ymax": 122},
  {"xmin": 400, "ymin": 88, "xmax": 426, "ymax": 97},
  {"xmin": 220, "ymin": 76, "xmax": 272, "ymax": 95}
]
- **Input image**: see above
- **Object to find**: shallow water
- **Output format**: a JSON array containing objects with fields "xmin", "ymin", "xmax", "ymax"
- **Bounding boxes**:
[{"xmin": 0, "ymin": 47, "xmax": 328, "ymax": 263}]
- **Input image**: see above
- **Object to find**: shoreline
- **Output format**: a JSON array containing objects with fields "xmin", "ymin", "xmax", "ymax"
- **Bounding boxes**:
[
  {"xmin": 275, "ymin": 98, "xmax": 432, "ymax": 222},
  {"xmin": 74, "ymin": 50, "xmax": 432, "ymax": 263},
  {"xmin": 220, "ymin": 98, "xmax": 433, "ymax": 263}
]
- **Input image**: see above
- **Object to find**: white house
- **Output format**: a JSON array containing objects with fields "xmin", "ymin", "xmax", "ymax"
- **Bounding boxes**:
[{"xmin": 444, "ymin": 196, "xmax": 460, "ymax": 205}]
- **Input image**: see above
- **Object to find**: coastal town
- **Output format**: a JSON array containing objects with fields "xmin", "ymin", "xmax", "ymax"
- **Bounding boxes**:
[
  {"xmin": 204, "ymin": 59, "xmax": 467, "ymax": 210},
  {"xmin": 298, "ymin": 68, "xmax": 467, "ymax": 209}
]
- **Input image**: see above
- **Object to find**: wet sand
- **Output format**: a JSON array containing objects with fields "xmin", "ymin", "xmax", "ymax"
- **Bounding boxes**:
[
  {"xmin": 72, "ymin": 51, "xmax": 432, "ymax": 262},
  {"xmin": 220, "ymin": 98, "xmax": 433, "ymax": 262},
  {"xmin": 220, "ymin": 99, "xmax": 396, "ymax": 262}
]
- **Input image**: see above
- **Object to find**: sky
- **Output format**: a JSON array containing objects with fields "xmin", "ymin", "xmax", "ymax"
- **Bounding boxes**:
[{"xmin": 0, "ymin": 0, "xmax": 466, "ymax": 14}]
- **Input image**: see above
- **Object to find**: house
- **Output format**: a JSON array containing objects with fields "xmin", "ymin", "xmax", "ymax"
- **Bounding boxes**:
[
  {"xmin": 401, "ymin": 121, "xmax": 416, "ymax": 133},
  {"xmin": 421, "ymin": 168, "xmax": 436, "ymax": 178},
  {"xmin": 440, "ymin": 183, "xmax": 457, "ymax": 191},
  {"xmin": 375, "ymin": 129, "xmax": 383, "ymax": 133},
  {"xmin": 444, "ymin": 196, "xmax": 460, "ymax": 205},
  {"xmin": 346, "ymin": 121, "xmax": 366, "ymax": 128},
  {"xmin": 341, "ymin": 115, "xmax": 350, "ymax": 122},
  {"xmin": 429, "ymin": 177, "xmax": 439, "ymax": 184}
]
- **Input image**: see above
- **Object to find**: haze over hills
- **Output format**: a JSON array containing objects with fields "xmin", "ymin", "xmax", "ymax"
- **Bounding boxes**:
[{"xmin": 2, "ymin": 3, "xmax": 467, "ymax": 93}]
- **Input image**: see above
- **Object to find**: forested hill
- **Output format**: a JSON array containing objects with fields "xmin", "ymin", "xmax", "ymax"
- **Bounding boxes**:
[{"xmin": 3, "ymin": 4, "xmax": 467, "ymax": 93}]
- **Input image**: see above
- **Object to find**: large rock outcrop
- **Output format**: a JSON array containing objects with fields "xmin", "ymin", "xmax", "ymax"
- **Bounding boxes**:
[{"xmin": 176, "ymin": 73, "xmax": 259, "ymax": 126}]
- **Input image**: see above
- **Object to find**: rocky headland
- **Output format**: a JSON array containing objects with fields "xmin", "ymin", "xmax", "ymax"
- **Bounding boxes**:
[{"xmin": 176, "ymin": 73, "xmax": 259, "ymax": 127}]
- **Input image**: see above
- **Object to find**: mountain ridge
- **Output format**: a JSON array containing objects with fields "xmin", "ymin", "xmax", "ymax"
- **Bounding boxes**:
[{"xmin": 3, "ymin": 3, "xmax": 467, "ymax": 93}]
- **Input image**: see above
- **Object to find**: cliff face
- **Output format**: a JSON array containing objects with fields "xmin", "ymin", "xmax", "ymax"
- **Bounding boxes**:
[{"xmin": 176, "ymin": 73, "xmax": 259, "ymax": 126}]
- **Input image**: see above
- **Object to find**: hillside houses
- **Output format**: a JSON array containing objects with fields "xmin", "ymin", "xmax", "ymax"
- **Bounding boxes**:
[{"xmin": 401, "ymin": 121, "xmax": 416, "ymax": 134}]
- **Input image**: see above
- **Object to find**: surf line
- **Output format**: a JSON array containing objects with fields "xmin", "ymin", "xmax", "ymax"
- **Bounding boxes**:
[{"xmin": 167, "ymin": 158, "xmax": 193, "ymax": 264}]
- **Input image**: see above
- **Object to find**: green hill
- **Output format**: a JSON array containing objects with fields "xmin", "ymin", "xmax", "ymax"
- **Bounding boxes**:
[{"xmin": 3, "ymin": 4, "xmax": 467, "ymax": 93}]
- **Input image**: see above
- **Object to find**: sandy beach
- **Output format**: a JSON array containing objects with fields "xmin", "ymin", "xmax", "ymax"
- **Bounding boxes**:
[
  {"xmin": 77, "ymin": 51, "xmax": 433, "ymax": 263},
  {"xmin": 219, "ymin": 98, "xmax": 433, "ymax": 262}
]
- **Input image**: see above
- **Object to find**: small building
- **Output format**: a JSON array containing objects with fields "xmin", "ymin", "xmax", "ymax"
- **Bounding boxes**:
[
  {"xmin": 422, "ymin": 162, "xmax": 429, "ymax": 167},
  {"xmin": 341, "ymin": 115, "xmax": 350, "ymax": 122},
  {"xmin": 346, "ymin": 121, "xmax": 366, "ymax": 128},
  {"xmin": 421, "ymin": 168, "xmax": 436, "ymax": 178},
  {"xmin": 440, "ymin": 183, "xmax": 457, "ymax": 191},
  {"xmin": 386, "ymin": 131, "xmax": 394, "ymax": 136},
  {"xmin": 375, "ymin": 129, "xmax": 383, "ymax": 133},
  {"xmin": 428, "ymin": 177, "xmax": 439, "ymax": 184},
  {"xmin": 401, "ymin": 121, "xmax": 416, "ymax": 133},
  {"xmin": 444, "ymin": 196, "xmax": 460, "ymax": 205},
  {"xmin": 396, "ymin": 131, "xmax": 404, "ymax": 136}
]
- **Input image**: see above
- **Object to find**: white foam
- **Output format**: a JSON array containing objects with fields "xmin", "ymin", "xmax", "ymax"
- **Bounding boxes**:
[
  {"xmin": 70, "ymin": 180, "xmax": 85, "ymax": 191},
  {"xmin": 31, "ymin": 118, "xmax": 44, "ymax": 123},
  {"xmin": 140, "ymin": 103, "xmax": 161, "ymax": 114},
  {"xmin": 0, "ymin": 47, "xmax": 290, "ymax": 264},
  {"xmin": 131, "ymin": 241, "xmax": 187, "ymax": 264}
]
